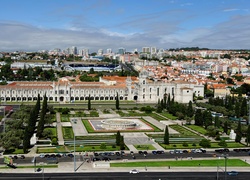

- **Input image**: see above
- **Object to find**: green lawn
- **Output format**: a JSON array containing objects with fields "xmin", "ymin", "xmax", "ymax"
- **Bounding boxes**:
[
  {"xmin": 45, "ymin": 127, "xmax": 57, "ymax": 137},
  {"xmin": 111, "ymin": 159, "xmax": 249, "ymax": 167},
  {"xmin": 170, "ymin": 125, "xmax": 200, "ymax": 137},
  {"xmin": 61, "ymin": 114, "xmax": 70, "ymax": 122},
  {"xmin": 159, "ymin": 112, "xmax": 178, "ymax": 120},
  {"xmin": 135, "ymin": 144, "xmax": 156, "ymax": 150},
  {"xmin": 62, "ymin": 127, "xmax": 74, "ymax": 139},
  {"xmin": 82, "ymin": 120, "xmax": 95, "ymax": 133},
  {"xmin": 149, "ymin": 113, "xmax": 167, "ymax": 121},
  {"xmin": 186, "ymin": 125, "xmax": 207, "ymax": 135},
  {"xmin": 37, "ymin": 145, "xmax": 122, "ymax": 153}
]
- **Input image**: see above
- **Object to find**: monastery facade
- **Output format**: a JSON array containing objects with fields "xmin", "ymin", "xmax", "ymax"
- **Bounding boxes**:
[{"xmin": 0, "ymin": 70, "xmax": 204, "ymax": 104}]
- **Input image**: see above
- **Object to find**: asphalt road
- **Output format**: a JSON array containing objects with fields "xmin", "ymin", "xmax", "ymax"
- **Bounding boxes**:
[{"xmin": 0, "ymin": 172, "xmax": 249, "ymax": 180}]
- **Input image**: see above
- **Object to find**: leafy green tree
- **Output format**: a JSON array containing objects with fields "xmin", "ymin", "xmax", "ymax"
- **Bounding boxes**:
[
  {"xmin": 88, "ymin": 94, "xmax": 91, "ymax": 110},
  {"xmin": 164, "ymin": 126, "xmax": 169, "ymax": 145},
  {"xmin": 116, "ymin": 131, "xmax": 121, "ymax": 146},
  {"xmin": 116, "ymin": 92, "xmax": 120, "ymax": 110}
]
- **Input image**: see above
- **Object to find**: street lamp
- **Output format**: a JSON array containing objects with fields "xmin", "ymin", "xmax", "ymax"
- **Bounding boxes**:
[
  {"xmin": 222, "ymin": 154, "xmax": 228, "ymax": 180},
  {"xmin": 72, "ymin": 119, "xmax": 77, "ymax": 172},
  {"xmin": 74, "ymin": 128, "xmax": 76, "ymax": 173}
]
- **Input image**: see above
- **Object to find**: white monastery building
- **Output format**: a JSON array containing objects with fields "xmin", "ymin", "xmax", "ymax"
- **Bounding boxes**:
[{"xmin": 0, "ymin": 70, "xmax": 204, "ymax": 104}]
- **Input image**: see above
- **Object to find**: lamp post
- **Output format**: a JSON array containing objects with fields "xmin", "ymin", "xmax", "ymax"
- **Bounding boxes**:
[
  {"xmin": 72, "ymin": 118, "xmax": 77, "ymax": 173},
  {"xmin": 222, "ymin": 154, "xmax": 228, "ymax": 180},
  {"xmin": 74, "ymin": 129, "xmax": 76, "ymax": 173}
]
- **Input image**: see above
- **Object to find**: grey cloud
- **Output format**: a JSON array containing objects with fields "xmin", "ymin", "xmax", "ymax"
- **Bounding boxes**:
[{"xmin": 0, "ymin": 13, "xmax": 250, "ymax": 52}]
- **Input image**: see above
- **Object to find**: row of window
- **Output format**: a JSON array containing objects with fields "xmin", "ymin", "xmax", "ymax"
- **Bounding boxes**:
[
  {"xmin": 1, "ymin": 89, "xmax": 124, "ymax": 95},
  {"xmin": 2, "ymin": 96, "xmax": 128, "ymax": 101}
]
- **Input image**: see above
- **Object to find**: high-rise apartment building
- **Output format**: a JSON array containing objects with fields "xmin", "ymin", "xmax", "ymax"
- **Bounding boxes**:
[
  {"xmin": 70, "ymin": 46, "xmax": 77, "ymax": 55},
  {"xmin": 118, "ymin": 47, "xmax": 126, "ymax": 55},
  {"xmin": 98, "ymin": 49, "xmax": 103, "ymax": 56},
  {"xmin": 107, "ymin": 48, "xmax": 112, "ymax": 54},
  {"xmin": 142, "ymin": 47, "xmax": 150, "ymax": 53}
]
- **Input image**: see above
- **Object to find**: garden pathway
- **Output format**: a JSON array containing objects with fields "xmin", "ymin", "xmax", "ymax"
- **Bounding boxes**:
[
  {"xmin": 70, "ymin": 117, "xmax": 88, "ymax": 136},
  {"xmin": 56, "ymin": 112, "xmax": 64, "ymax": 145}
]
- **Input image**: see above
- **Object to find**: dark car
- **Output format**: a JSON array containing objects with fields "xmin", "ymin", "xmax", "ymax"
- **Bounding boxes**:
[
  {"xmin": 93, "ymin": 158, "xmax": 101, "ymax": 162},
  {"xmin": 94, "ymin": 152, "xmax": 99, "ymax": 156},
  {"xmin": 227, "ymin": 171, "xmax": 238, "ymax": 176},
  {"xmin": 157, "ymin": 150, "xmax": 164, "ymax": 154},
  {"xmin": 115, "ymin": 152, "xmax": 120, "ymax": 156},
  {"xmin": 68, "ymin": 153, "xmax": 74, "ymax": 158},
  {"xmin": 102, "ymin": 157, "xmax": 111, "ymax": 161},
  {"xmin": 20, "ymin": 155, "xmax": 25, "ymax": 159},
  {"xmin": 152, "ymin": 151, "xmax": 157, "ymax": 155},
  {"xmin": 138, "ymin": 151, "xmax": 143, "ymax": 155}
]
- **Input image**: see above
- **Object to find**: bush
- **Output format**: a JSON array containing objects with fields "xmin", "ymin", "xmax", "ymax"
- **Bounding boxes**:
[
  {"xmin": 192, "ymin": 143, "xmax": 196, "ymax": 147},
  {"xmin": 218, "ymin": 140, "xmax": 227, "ymax": 147},
  {"xmin": 112, "ymin": 144, "xmax": 116, "ymax": 148},
  {"xmin": 51, "ymin": 138, "xmax": 58, "ymax": 145},
  {"xmin": 199, "ymin": 139, "xmax": 211, "ymax": 148},
  {"xmin": 182, "ymin": 142, "xmax": 189, "ymax": 147},
  {"xmin": 215, "ymin": 135, "xmax": 221, "ymax": 141},
  {"xmin": 100, "ymin": 143, "xmax": 107, "ymax": 149}
]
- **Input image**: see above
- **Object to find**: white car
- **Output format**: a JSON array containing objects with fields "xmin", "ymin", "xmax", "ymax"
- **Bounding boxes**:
[{"xmin": 130, "ymin": 169, "xmax": 139, "ymax": 174}]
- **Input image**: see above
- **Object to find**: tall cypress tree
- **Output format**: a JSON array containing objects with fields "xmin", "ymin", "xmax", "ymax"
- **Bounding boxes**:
[
  {"xmin": 37, "ymin": 94, "xmax": 47, "ymax": 137},
  {"xmin": 240, "ymin": 98, "xmax": 247, "ymax": 116},
  {"xmin": 187, "ymin": 101, "xmax": 194, "ymax": 118},
  {"xmin": 120, "ymin": 136, "xmax": 125, "ymax": 150},
  {"xmin": 194, "ymin": 109, "xmax": 203, "ymax": 126},
  {"xmin": 223, "ymin": 121, "xmax": 229, "ymax": 134},
  {"xmin": 246, "ymin": 125, "xmax": 250, "ymax": 146},
  {"xmin": 116, "ymin": 92, "xmax": 120, "ymax": 110},
  {"xmin": 166, "ymin": 94, "xmax": 170, "ymax": 111},
  {"xmin": 116, "ymin": 131, "xmax": 121, "ymax": 146},
  {"xmin": 214, "ymin": 116, "xmax": 220, "ymax": 128},
  {"xmin": 235, "ymin": 101, "xmax": 240, "ymax": 118},
  {"xmin": 204, "ymin": 110, "xmax": 213, "ymax": 129},
  {"xmin": 88, "ymin": 94, "xmax": 91, "ymax": 110},
  {"xmin": 235, "ymin": 120, "xmax": 242, "ymax": 143},
  {"xmin": 164, "ymin": 126, "xmax": 169, "ymax": 145}
]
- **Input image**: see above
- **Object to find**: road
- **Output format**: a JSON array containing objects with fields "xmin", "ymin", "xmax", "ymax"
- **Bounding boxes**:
[{"xmin": 0, "ymin": 172, "xmax": 249, "ymax": 180}]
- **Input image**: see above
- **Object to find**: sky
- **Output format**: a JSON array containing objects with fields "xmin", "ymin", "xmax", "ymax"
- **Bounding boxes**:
[{"xmin": 0, "ymin": 0, "xmax": 250, "ymax": 52}]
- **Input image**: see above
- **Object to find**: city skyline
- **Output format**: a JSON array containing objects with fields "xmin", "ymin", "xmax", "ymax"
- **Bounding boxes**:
[{"xmin": 0, "ymin": 0, "xmax": 250, "ymax": 52}]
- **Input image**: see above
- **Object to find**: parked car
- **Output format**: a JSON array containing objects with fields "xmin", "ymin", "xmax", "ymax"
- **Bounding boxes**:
[
  {"xmin": 20, "ymin": 155, "xmax": 25, "ymax": 159},
  {"xmin": 152, "ymin": 151, "xmax": 157, "ymax": 155},
  {"xmin": 227, "ymin": 171, "xmax": 238, "ymax": 176},
  {"xmin": 129, "ymin": 169, "xmax": 139, "ymax": 174}
]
